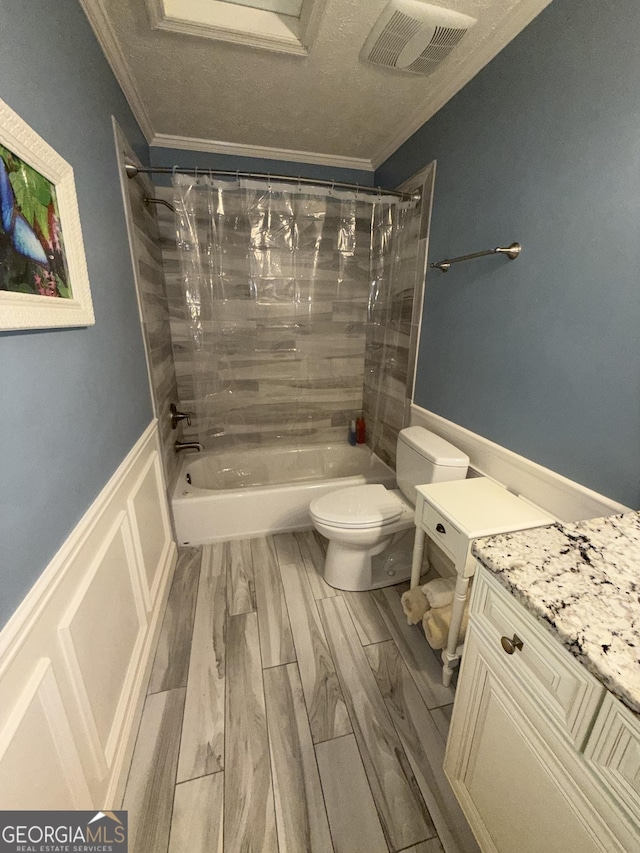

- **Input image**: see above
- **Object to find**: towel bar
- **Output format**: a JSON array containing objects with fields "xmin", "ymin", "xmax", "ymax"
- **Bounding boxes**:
[{"xmin": 431, "ymin": 242, "xmax": 522, "ymax": 273}]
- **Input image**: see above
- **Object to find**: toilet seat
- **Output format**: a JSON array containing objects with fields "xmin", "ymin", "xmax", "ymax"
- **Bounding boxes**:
[{"xmin": 310, "ymin": 484, "xmax": 404, "ymax": 529}]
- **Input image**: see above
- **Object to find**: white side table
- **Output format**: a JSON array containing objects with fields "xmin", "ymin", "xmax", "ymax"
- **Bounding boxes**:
[{"xmin": 410, "ymin": 477, "xmax": 554, "ymax": 686}]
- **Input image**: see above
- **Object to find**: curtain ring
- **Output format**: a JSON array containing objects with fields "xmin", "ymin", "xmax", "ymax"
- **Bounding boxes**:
[
  {"xmin": 355, "ymin": 183, "xmax": 359, "ymax": 200},
  {"xmin": 236, "ymin": 169, "xmax": 240, "ymax": 187},
  {"xmin": 297, "ymin": 175, "xmax": 302, "ymax": 193},
  {"xmin": 329, "ymin": 179, "xmax": 335, "ymax": 196},
  {"xmin": 267, "ymin": 172, "xmax": 272, "ymax": 191},
  {"xmin": 171, "ymin": 164, "xmax": 179, "ymax": 210}
]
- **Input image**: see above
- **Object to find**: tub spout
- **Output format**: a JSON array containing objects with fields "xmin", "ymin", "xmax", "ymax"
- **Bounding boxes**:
[{"xmin": 175, "ymin": 440, "xmax": 203, "ymax": 453}]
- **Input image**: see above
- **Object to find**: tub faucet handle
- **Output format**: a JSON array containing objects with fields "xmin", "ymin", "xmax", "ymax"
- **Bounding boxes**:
[{"xmin": 170, "ymin": 403, "xmax": 192, "ymax": 429}]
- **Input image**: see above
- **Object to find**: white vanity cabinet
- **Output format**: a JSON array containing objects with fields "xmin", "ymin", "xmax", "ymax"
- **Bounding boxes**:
[{"xmin": 444, "ymin": 566, "xmax": 640, "ymax": 853}]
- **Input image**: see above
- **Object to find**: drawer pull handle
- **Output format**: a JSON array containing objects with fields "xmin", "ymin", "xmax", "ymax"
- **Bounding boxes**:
[
  {"xmin": 436, "ymin": 523, "xmax": 446, "ymax": 534},
  {"xmin": 501, "ymin": 634, "xmax": 524, "ymax": 655}
]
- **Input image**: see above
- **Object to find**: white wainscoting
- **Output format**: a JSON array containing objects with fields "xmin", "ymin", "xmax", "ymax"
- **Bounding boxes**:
[
  {"xmin": 0, "ymin": 422, "xmax": 176, "ymax": 808},
  {"xmin": 410, "ymin": 404, "xmax": 631, "ymax": 522}
]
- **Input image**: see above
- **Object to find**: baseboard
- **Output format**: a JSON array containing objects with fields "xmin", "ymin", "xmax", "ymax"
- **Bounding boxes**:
[
  {"xmin": 410, "ymin": 404, "xmax": 630, "ymax": 522},
  {"xmin": 0, "ymin": 422, "xmax": 177, "ymax": 808}
]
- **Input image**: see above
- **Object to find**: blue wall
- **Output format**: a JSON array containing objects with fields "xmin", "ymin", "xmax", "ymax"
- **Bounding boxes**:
[
  {"xmin": 376, "ymin": 0, "xmax": 640, "ymax": 508},
  {"xmin": 0, "ymin": 0, "xmax": 153, "ymax": 627},
  {"xmin": 150, "ymin": 145, "xmax": 375, "ymax": 187}
]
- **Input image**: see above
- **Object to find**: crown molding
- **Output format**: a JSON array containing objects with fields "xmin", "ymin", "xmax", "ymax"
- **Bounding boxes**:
[
  {"xmin": 81, "ymin": 0, "xmax": 550, "ymax": 174},
  {"xmin": 371, "ymin": 0, "xmax": 554, "ymax": 169},
  {"xmin": 78, "ymin": 0, "xmax": 155, "ymax": 143},
  {"xmin": 150, "ymin": 133, "xmax": 374, "ymax": 173}
]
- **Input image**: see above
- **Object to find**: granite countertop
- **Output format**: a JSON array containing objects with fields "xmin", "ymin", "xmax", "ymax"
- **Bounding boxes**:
[{"xmin": 472, "ymin": 511, "xmax": 640, "ymax": 715}]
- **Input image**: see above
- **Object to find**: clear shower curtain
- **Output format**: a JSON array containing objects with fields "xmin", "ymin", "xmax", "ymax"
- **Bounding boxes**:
[{"xmin": 173, "ymin": 173, "xmax": 421, "ymax": 479}]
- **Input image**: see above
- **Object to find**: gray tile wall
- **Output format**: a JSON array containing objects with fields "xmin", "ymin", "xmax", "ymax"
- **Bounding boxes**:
[
  {"xmin": 156, "ymin": 186, "xmax": 373, "ymax": 451},
  {"xmin": 119, "ymin": 150, "xmax": 181, "ymax": 492},
  {"xmin": 364, "ymin": 202, "xmax": 426, "ymax": 468},
  {"xmin": 153, "ymin": 183, "xmax": 425, "ymax": 468}
]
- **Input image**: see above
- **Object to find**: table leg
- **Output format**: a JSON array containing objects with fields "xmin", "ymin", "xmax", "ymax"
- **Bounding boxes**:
[
  {"xmin": 442, "ymin": 575, "xmax": 469, "ymax": 687},
  {"xmin": 410, "ymin": 527, "xmax": 426, "ymax": 589}
]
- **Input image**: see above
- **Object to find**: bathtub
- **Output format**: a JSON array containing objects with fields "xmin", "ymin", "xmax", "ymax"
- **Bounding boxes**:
[{"xmin": 172, "ymin": 443, "xmax": 396, "ymax": 545}]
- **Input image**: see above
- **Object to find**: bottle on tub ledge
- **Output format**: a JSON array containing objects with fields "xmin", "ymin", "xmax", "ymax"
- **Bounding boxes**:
[
  {"xmin": 356, "ymin": 415, "xmax": 366, "ymax": 444},
  {"xmin": 348, "ymin": 419, "xmax": 357, "ymax": 446}
]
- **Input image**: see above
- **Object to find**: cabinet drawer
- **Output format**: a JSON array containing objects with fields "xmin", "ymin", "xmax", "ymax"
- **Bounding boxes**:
[
  {"xmin": 585, "ymin": 692, "xmax": 640, "ymax": 830},
  {"xmin": 421, "ymin": 503, "xmax": 467, "ymax": 564},
  {"xmin": 473, "ymin": 569, "xmax": 605, "ymax": 747}
]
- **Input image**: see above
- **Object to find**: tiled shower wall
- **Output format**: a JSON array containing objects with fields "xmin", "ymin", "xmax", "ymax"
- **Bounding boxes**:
[
  {"xmin": 116, "ymin": 131, "xmax": 181, "ymax": 492},
  {"xmin": 155, "ymin": 185, "xmax": 372, "ymax": 450},
  {"xmin": 364, "ymin": 184, "xmax": 430, "ymax": 468},
  {"xmin": 151, "ymin": 180, "xmax": 428, "ymax": 464}
]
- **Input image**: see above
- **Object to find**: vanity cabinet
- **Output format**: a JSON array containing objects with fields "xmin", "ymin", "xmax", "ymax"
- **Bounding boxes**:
[{"xmin": 445, "ymin": 566, "xmax": 640, "ymax": 853}]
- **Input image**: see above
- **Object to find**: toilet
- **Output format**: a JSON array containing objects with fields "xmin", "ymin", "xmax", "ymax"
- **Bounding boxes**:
[{"xmin": 309, "ymin": 427, "xmax": 469, "ymax": 591}]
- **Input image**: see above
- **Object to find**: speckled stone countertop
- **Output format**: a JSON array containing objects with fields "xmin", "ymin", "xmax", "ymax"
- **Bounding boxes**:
[{"xmin": 472, "ymin": 512, "xmax": 640, "ymax": 715}]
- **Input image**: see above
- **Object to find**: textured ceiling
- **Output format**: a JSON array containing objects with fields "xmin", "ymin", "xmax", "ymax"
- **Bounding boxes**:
[{"xmin": 84, "ymin": 0, "xmax": 552, "ymax": 167}]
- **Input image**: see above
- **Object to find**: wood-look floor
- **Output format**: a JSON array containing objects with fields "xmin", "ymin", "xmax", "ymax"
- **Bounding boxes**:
[{"xmin": 122, "ymin": 535, "xmax": 479, "ymax": 853}]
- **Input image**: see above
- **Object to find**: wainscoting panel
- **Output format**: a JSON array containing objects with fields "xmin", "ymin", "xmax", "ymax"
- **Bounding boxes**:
[
  {"xmin": 0, "ymin": 658, "xmax": 93, "ymax": 809},
  {"xmin": 58, "ymin": 511, "xmax": 147, "ymax": 768},
  {"xmin": 128, "ymin": 452, "xmax": 174, "ymax": 610},
  {"xmin": 410, "ymin": 405, "xmax": 630, "ymax": 522},
  {"xmin": 0, "ymin": 422, "xmax": 177, "ymax": 809}
]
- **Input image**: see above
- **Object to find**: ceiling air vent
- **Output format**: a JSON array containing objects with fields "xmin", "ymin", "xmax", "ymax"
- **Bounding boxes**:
[{"xmin": 361, "ymin": 1, "xmax": 476, "ymax": 75}]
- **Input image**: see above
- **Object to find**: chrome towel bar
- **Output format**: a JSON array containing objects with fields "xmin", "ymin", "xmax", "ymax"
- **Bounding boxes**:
[{"xmin": 431, "ymin": 242, "xmax": 522, "ymax": 273}]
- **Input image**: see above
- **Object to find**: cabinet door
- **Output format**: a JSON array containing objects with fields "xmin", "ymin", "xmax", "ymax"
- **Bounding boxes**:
[{"xmin": 445, "ymin": 632, "xmax": 608, "ymax": 853}]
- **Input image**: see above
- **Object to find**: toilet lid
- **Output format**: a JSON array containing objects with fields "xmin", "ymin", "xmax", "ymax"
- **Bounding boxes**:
[{"xmin": 310, "ymin": 484, "xmax": 404, "ymax": 529}]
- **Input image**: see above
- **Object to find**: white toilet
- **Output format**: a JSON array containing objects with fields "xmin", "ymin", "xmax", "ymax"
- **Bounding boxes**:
[{"xmin": 309, "ymin": 427, "xmax": 469, "ymax": 591}]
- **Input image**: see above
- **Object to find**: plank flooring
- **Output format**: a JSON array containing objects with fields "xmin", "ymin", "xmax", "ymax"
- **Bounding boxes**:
[
  {"xmin": 371, "ymin": 586, "xmax": 456, "ymax": 710},
  {"xmin": 227, "ymin": 538, "xmax": 256, "ymax": 615},
  {"xmin": 366, "ymin": 641, "xmax": 480, "ymax": 853},
  {"xmin": 225, "ymin": 611, "xmax": 278, "ymax": 852},
  {"xmin": 316, "ymin": 734, "xmax": 388, "ymax": 853},
  {"xmin": 342, "ymin": 589, "xmax": 392, "ymax": 645},
  {"xmin": 168, "ymin": 773, "xmax": 223, "ymax": 853},
  {"xmin": 264, "ymin": 663, "xmax": 333, "ymax": 852},
  {"xmin": 318, "ymin": 596, "xmax": 436, "ymax": 851},
  {"xmin": 122, "ymin": 534, "xmax": 478, "ymax": 853},
  {"xmin": 147, "ymin": 548, "xmax": 200, "ymax": 694},
  {"xmin": 123, "ymin": 688, "xmax": 186, "ymax": 853},
  {"xmin": 252, "ymin": 536, "xmax": 296, "ymax": 668},
  {"xmin": 176, "ymin": 543, "xmax": 226, "ymax": 782},
  {"xmin": 279, "ymin": 559, "xmax": 351, "ymax": 743}
]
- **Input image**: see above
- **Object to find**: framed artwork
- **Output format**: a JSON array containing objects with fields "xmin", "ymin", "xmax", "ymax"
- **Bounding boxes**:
[{"xmin": 0, "ymin": 97, "xmax": 94, "ymax": 330}]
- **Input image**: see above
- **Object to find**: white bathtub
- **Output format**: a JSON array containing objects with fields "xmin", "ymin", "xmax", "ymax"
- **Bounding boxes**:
[{"xmin": 172, "ymin": 443, "xmax": 396, "ymax": 545}]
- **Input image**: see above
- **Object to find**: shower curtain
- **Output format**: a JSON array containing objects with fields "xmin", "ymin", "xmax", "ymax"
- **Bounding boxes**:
[{"xmin": 172, "ymin": 173, "xmax": 422, "ymax": 476}]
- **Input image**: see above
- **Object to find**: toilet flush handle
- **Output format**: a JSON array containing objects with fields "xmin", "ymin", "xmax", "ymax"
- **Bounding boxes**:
[{"xmin": 436, "ymin": 523, "xmax": 446, "ymax": 534}]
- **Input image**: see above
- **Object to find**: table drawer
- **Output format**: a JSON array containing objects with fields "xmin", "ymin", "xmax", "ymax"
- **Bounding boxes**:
[
  {"xmin": 473, "ymin": 568, "xmax": 605, "ymax": 747},
  {"xmin": 421, "ymin": 503, "xmax": 467, "ymax": 564}
]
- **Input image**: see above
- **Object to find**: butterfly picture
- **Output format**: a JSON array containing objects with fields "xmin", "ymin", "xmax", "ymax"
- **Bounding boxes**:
[{"xmin": 0, "ymin": 142, "xmax": 71, "ymax": 299}]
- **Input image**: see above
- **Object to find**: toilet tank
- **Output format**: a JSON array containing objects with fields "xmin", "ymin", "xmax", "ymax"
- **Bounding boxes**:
[{"xmin": 396, "ymin": 426, "xmax": 469, "ymax": 505}]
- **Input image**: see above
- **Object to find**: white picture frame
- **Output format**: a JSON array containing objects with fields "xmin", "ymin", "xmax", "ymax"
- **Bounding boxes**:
[{"xmin": 0, "ymin": 96, "xmax": 94, "ymax": 330}]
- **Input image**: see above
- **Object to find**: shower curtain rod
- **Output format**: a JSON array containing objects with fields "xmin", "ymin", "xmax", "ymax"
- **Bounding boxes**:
[{"xmin": 124, "ymin": 162, "xmax": 421, "ymax": 202}]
